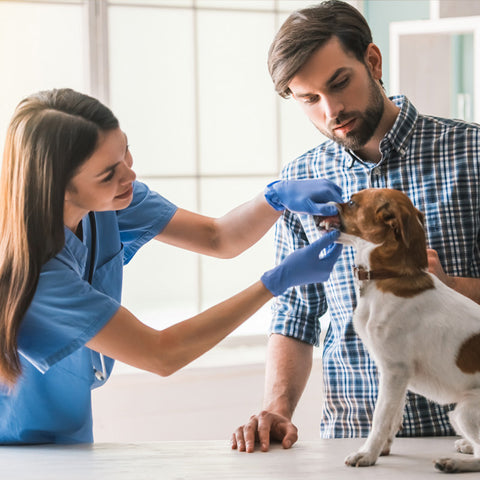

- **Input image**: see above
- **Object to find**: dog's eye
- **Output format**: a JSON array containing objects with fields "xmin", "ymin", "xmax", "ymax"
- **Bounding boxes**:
[{"xmin": 348, "ymin": 199, "xmax": 356, "ymax": 207}]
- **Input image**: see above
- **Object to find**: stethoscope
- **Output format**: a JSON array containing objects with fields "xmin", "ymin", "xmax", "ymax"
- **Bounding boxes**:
[{"xmin": 88, "ymin": 212, "xmax": 107, "ymax": 382}]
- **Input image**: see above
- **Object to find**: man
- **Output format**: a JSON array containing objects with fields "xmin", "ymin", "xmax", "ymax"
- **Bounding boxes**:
[{"xmin": 231, "ymin": 0, "xmax": 480, "ymax": 453}]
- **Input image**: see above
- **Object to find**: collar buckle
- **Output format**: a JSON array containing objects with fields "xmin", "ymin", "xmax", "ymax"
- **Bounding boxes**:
[{"xmin": 353, "ymin": 265, "xmax": 372, "ymax": 281}]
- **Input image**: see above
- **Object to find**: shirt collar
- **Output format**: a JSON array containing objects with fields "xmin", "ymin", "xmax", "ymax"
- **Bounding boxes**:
[
  {"xmin": 55, "ymin": 224, "xmax": 88, "ymax": 278},
  {"xmin": 346, "ymin": 95, "xmax": 418, "ymax": 168},
  {"xmin": 381, "ymin": 95, "xmax": 418, "ymax": 157}
]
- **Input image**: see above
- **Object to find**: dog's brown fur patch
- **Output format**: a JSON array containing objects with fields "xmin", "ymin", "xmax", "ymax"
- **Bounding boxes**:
[
  {"xmin": 456, "ymin": 333, "xmax": 480, "ymax": 374},
  {"xmin": 339, "ymin": 189, "xmax": 435, "ymax": 297}
]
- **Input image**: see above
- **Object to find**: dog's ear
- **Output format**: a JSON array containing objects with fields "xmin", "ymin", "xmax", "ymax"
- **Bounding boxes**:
[
  {"xmin": 416, "ymin": 208, "xmax": 425, "ymax": 227},
  {"xmin": 376, "ymin": 201, "xmax": 411, "ymax": 247}
]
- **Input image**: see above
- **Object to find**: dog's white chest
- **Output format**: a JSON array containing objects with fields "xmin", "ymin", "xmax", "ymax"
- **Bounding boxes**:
[
  {"xmin": 352, "ymin": 288, "xmax": 394, "ymax": 352},
  {"xmin": 353, "ymin": 280, "xmax": 480, "ymax": 404}
]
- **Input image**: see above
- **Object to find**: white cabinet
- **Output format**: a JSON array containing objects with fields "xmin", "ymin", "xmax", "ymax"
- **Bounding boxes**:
[{"xmin": 390, "ymin": 10, "xmax": 480, "ymax": 122}]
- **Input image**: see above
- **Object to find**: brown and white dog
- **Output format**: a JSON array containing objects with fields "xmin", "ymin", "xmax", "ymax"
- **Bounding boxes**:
[{"xmin": 319, "ymin": 188, "xmax": 480, "ymax": 473}]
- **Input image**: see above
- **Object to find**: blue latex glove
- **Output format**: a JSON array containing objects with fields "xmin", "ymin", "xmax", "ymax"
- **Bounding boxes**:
[
  {"xmin": 264, "ymin": 179, "xmax": 342, "ymax": 216},
  {"xmin": 261, "ymin": 230, "xmax": 342, "ymax": 297}
]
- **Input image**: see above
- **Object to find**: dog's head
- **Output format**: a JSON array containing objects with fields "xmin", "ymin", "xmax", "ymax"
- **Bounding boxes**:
[
  {"xmin": 336, "ymin": 188, "xmax": 425, "ymax": 249},
  {"xmin": 316, "ymin": 188, "xmax": 428, "ymax": 271},
  {"xmin": 316, "ymin": 188, "xmax": 433, "ymax": 295}
]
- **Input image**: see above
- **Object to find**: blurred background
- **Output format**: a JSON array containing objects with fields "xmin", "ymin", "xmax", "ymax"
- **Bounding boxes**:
[{"xmin": 1, "ymin": 0, "xmax": 479, "ymax": 442}]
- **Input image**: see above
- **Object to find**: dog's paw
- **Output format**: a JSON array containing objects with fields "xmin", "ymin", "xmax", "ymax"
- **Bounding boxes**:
[
  {"xmin": 345, "ymin": 451, "xmax": 378, "ymax": 467},
  {"xmin": 455, "ymin": 438, "xmax": 473, "ymax": 455},
  {"xmin": 434, "ymin": 457, "xmax": 461, "ymax": 473},
  {"xmin": 380, "ymin": 446, "xmax": 391, "ymax": 456},
  {"xmin": 380, "ymin": 438, "xmax": 393, "ymax": 456}
]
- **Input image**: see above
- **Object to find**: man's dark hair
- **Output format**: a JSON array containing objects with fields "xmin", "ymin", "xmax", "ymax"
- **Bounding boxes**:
[{"xmin": 268, "ymin": 0, "xmax": 374, "ymax": 98}]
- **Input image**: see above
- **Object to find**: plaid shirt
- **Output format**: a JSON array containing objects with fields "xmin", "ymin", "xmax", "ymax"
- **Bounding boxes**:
[{"xmin": 270, "ymin": 96, "xmax": 480, "ymax": 438}]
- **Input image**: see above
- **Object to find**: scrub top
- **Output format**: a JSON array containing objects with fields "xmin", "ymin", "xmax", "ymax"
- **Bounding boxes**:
[{"xmin": 0, "ymin": 181, "xmax": 177, "ymax": 444}]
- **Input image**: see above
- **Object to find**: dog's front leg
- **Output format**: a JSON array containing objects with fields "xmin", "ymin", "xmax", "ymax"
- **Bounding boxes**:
[
  {"xmin": 380, "ymin": 397, "xmax": 406, "ymax": 457},
  {"xmin": 345, "ymin": 367, "xmax": 409, "ymax": 467}
]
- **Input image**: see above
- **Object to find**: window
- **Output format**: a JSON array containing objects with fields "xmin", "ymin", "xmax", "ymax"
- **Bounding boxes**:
[
  {"xmin": 0, "ymin": 0, "xmax": 86, "ymax": 140},
  {"xmin": 0, "ymin": 0, "xmax": 322, "ymax": 341}
]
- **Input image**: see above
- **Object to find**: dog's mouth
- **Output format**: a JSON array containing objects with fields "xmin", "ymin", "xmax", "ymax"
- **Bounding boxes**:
[{"xmin": 314, "ymin": 213, "xmax": 342, "ymax": 233}]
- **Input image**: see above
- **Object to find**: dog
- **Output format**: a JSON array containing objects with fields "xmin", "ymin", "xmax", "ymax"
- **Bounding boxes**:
[{"xmin": 317, "ymin": 188, "xmax": 480, "ymax": 473}]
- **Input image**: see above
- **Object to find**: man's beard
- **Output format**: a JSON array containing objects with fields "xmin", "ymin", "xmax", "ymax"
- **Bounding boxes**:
[{"xmin": 318, "ymin": 74, "xmax": 385, "ymax": 151}]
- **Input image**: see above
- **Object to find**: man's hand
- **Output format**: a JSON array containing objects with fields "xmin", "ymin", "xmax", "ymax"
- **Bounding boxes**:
[
  {"xmin": 428, "ymin": 248, "xmax": 480, "ymax": 304},
  {"xmin": 231, "ymin": 411, "xmax": 298, "ymax": 453},
  {"xmin": 427, "ymin": 248, "xmax": 452, "ymax": 286}
]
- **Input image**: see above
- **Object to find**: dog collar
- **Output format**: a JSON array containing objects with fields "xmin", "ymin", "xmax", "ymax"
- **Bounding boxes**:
[{"xmin": 353, "ymin": 265, "xmax": 405, "ymax": 281}]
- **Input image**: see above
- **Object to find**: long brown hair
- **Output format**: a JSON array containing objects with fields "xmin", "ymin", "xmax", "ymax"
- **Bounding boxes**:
[{"xmin": 0, "ymin": 88, "xmax": 119, "ymax": 385}]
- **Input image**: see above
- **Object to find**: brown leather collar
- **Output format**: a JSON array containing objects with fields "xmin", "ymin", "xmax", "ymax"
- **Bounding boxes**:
[{"xmin": 353, "ymin": 265, "xmax": 406, "ymax": 281}]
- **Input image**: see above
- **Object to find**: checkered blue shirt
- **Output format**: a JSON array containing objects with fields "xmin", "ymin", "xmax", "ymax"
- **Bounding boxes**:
[{"xmin": 270, "ymin": 96, "xmax": 480, "ymax": 438}]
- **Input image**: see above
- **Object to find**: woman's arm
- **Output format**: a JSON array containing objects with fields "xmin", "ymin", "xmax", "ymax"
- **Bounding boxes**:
[
  {"xmin": 86, "ymin": 231, "xmax": 341, "ymax": 377},
  {"xmin": 156, "ymin": 192, "xmax": 281, "ymax": 258},
  {"xmin": 155, "ymin": 179, "xmax": 342, "ymax": 259},
  {"xmin": 86, "ymin": 281, "xmax": 272, "ymax": 376}
]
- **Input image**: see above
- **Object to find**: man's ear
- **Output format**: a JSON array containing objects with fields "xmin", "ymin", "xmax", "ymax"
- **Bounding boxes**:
[
  {"xmin": 364, "ymin": 43, "xmax": 382, "ymax": 82},
  {"xmin": 376, "ymin": 201, "xmax": 410, "ymax": 247}
]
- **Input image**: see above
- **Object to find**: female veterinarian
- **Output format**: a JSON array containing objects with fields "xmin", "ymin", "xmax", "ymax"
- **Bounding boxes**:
[{"xmin": 0, "ymin": 88, "xmax": 342, "ymax": 444}]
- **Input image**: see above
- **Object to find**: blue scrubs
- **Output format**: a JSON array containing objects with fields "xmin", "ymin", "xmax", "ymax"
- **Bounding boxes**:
[{"xmin": 0, "ymin": 181, "xmax": 177, "ymax": 444}]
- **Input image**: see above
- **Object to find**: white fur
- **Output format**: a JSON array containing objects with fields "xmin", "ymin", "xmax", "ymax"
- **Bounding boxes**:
[
  {"xmin": 337, "ymin": 232, "xmax": 379, "ymax": 269},
  {"xmin": 339, "ymin": 235, "xmax": 480, "ymax": 473}
]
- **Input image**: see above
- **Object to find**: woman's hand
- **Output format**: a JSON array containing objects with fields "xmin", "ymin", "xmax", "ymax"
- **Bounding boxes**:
[
  {"xmin": 261, "ymin": 230, "xmax": 342, "ymax": 296},
  {"xmin": 264, "ymin": 178, "xmax": 342, "ymax": 216}
]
